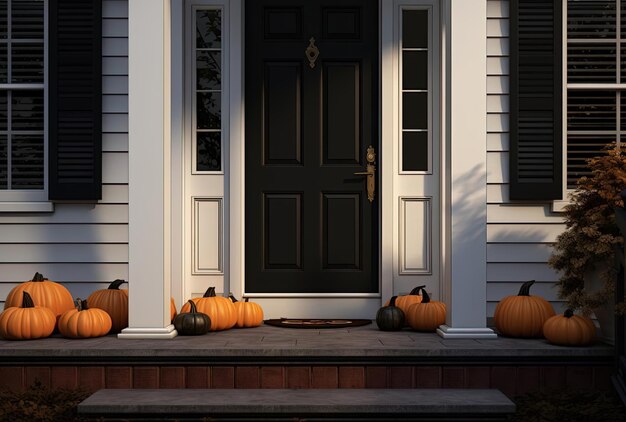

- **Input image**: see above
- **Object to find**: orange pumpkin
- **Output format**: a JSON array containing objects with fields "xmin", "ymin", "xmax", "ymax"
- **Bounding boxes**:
[
  {"xmin": 171, "ymin": 297, "xmax": 177, "ymax": 323},
  {"xmin": 385, "ymin": 285, "xmax": 425, "ymax": 314},
  {"xmin": 493, "ymin": 280, "xmax": 555, "ymax": 338},
  {"xmin": 230, "ymin": 295, "xmax": 264, "ymax": 328},
  {"xmin": 58, "ymin": 298, "xmax": 112, "ymax": 338},
  {"xmin": 406, "ymin": 289, "xmax": 446, "ymax": 332},
  {"xmin": 87, "ymin": 279, "xmax": 128, "ymax": 333},
  {"xmin": 4, "ymin": 272, "xmax": 74, "ymax": 321},
  {"xmin": 180, "ymin": 287, "xmax": 236, "ymax": 331},
  {"xmin": 0, "ymin": 292, "xmax": 56, "ymax": 340},
  {"xmin": 543, "ymin": 309, "xmax": 596, "ymax": 346}
]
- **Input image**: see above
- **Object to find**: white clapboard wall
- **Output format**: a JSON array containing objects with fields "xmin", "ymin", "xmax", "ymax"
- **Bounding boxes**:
[
  {"xmin": 486, "ymin": 0, "xmax": 567, "ymax": 316},
  {"xmin": 0, "ymin": 0, "xmax": 130, "ymax": 306}
]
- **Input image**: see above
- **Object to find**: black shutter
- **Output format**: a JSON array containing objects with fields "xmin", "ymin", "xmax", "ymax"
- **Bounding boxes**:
[
  {"xmin": 49, "ymin": 0, "xmax": 102, "ymax": 200},
  {"xmin": 509, "ymin": 0, "xmax": 562, "ymax": 200}
]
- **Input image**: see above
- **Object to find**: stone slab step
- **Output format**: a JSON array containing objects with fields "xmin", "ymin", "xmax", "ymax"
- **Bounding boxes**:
[{"xmin": 78, "ymin": 388, "xmax": 516, "ymax": 421}]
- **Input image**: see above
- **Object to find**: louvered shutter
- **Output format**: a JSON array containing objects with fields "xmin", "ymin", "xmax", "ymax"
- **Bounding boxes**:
[
  {"xmin": 49, "ymin": 0, "xmax": 102, "ymax": 200},
  {"xmin": 509, "ymin": 0, "xmax": 563, "ymax": 200}
]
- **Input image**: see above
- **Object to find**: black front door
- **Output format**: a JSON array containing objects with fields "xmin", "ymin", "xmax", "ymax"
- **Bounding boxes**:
[{"xmin": 245, "ymin": 0, "xmax": 378, "ymax": 293}]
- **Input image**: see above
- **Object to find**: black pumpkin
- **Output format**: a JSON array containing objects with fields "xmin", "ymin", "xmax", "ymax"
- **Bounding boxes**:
[
  {"xmin": 174, "ymin": 300, "xmax": 211, "ymax": 335},
  {"xmin": 376, "ymin": 296, "xmax": 405, "ymax": 331}
]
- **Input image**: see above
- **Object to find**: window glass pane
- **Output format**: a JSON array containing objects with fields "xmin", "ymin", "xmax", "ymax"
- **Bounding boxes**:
[
  {"xmin": 402, "ymin": 10, "xmax": 428, "ymax": 48},
  {"xmin": 197, "ymin": 92, "xmax": 221, "ymax": 129},
  {"xmin": 567, "ymin": 133, "xmax": 616, "ymax": 187},
  {"xmin": 568, "ymin": 43, "xmax": 616, "ymax": 83},
  {"xmin": 402, "ymin": 131, "xmax": 428, "ymax": 171},
  {"xmin": 197, "ymin": 132, "xmax": 221, "ymax": 171},
  {"xmin": 0, "ymin": 91, "xmax": 6, "ymax": 131},
  {"xmin": 12, "ymin": 90, "xmax": 43, "ymax": 130},
  {"xmin": 11, "ymin": 42, "xmax": 43, "ymax": 83},
  {"xmin": 567, "ymin": 90, "xmax": 616, "ymax": 131},
  {"xmin": 11, "ymin": 0, "xmax": 44, "ymax": 39},
  {"xmin": 11, "ymin": 134, "xmax": 43, "ymax": 189},
  {"xmin": 402, "ymin": 50, "xmax": 427, "ymax": 90},
  {"xmin": 568, "ymin": 0, "xmax": 616, "ymax": 39},
  {"xmin": 402, "ymin": 92, "xmax": 427, "ymax": 130},
  {"xmin": 0, "ymin": 0, "xmax": 6, "ymax": 39},
  {"xmin": 0, "ymin": 134, "xmax": 6, "ymax": 189},
  {"xmin": 197, "ymin": 51, "xmax": 221, "ymax": 90},
  {"xmin": 0, "ymin": 43, "xmax": 6, "ymax": 83},
  {"xmin": 196, "ymin": 10, "xmax": 221, "ymax": 49}
]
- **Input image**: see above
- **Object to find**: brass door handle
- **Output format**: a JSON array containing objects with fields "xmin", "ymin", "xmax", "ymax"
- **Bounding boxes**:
[{"xmin": 353, "ymin": 146, "xmax": 376, "ymax": 203}]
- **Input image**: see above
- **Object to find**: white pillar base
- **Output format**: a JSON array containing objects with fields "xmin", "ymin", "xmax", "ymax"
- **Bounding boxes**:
[
  {"xmin": 118, "ymin": 325, "xmax": 178, "ymax": 339},
  {"xmin": 437, "ymin": 325, "xmax": 498, "ymax": 339}
]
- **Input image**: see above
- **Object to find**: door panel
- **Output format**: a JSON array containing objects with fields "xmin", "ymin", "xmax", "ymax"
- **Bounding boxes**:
[{"xmin": 245, "ymin": 0, "xmax": 378, "ymax": 294}]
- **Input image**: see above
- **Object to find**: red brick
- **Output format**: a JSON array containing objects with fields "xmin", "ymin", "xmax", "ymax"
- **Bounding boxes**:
[
  {"xmin": 261, "ymin": 367, "xmax": 284, "ymax": 388},
  {"xmin": 186, "ymin": 367, "xmax": 209, "ymax": 388},
  {"xmin": 160, "ymin": 367, "xmax": 185, "ymax": 389},
  {"xmin": 465, "ymin": 367, "xmax": 490, "ymax": 389},
  {"xmin": 442, "ymin": 367, "xmax": 465, "ymax": 388},
  {"xmin": 593, "ymin": 366, "xmax": 613, "ymax": 391},
  {"xmin": 388, "ymin": 367, "xmax": 413, "ymax": 388},
  {"xmin": 338, "ymin": 367, "xmax": 365, "ymax": 388},
  {"xmin": 51, "ymin": 367, "xmax": 78, "ymax": 389},
  {"xmin": 515, "ymin": 366, "xmax": 540, "ymax": 396},
  {"xmin": 236, "ymin": 367, "xmax": 260, "ymax": 388},
  {"xmin": 566, "ymin": 366, "xmax": 593, "ymax": 390},
  {"xmin": 540, "ymin": 366, "xmax": 566, "ymax": 392},
  {"xmin": 25, "ymin": 367, "xmax": 50, "ymax": 388},
  {"xmin": 415, "ymin": 366, "xmax": 441, "ymax": 388},
  {"xmin": 106, "ymin": 366, "xmax": 132, "ymax": 389},
  {"xmin": 286, "ymin": 367, "xmax": 310, "ymax": 389},
  {"xmin": 78, "ymin": 367, "xmax": 105, "ymax": 392},
  {"xmin": 311, "ymin": 367, "xmax": 338, "ymax": 388},
  {"xmin": 0, "ymin": 367, "xmax": 24, "ymax": 392},
  {"xmin": 212, "ymin": 367, "xmax": 235, "ymax": 388},
  {"xmin": 491, "ymin": 367, "xmax": 517, "ymax": 398},
  {"xmin": 365, "ymin": 367, "xmax": 387, "ymax": 388}
]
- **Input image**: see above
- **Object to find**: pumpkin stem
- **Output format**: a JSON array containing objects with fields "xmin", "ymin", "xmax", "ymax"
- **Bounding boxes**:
[
  {"xmin": 389, "ymin": 296, "xmax": 398, "ymax": 307},
  {"xmin": 229, "ymin": 294, "xmax": 238, "ymax": 303},
  {"xmin": 203, "ymin": 287, "xmax": 216, "ymax": 297},
  {"xmin": 244, "ymin": 298, "xmax": 250, "ymax": 303},
  {"xmin": 187, "ymin": 299, "xmax": 198, "ymax": 314},
  {"xmin": 420, "ymin": 288, "xmax": 431, "ymax": 304},
  {"xmin": 564, "ymin": 309, "xmax": 574, "ymax": 318},
  {"xmin": 108, "ymin": 279, "xmax": 127, "ymax": 290},
  {"xmin": 75, "ymin": 298, "xmax": 88, "ymax": 312},
  {"xmin": 32, "ymin": 272, "xmax": 47, "ymax": 282},
  {"xmin": 517, "ymin": 280, "xmax": 535, "ymax": 296},
  {"xmin": 21, "ymin": 291, "xmax": 35, "ymax": 308},
  {"xmin": 409, "ymin": 285, "xmax": 426, "ymax": 295}
]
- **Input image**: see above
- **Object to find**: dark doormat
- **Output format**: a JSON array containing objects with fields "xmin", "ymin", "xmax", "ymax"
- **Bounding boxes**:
[{"xmin": 264, "ymin": 318, "xmax": 372, "ymax": 329}]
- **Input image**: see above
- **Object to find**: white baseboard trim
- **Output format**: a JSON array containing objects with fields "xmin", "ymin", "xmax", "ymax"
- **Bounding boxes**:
[
  {"xmin": 118, "ymin": 325, "xmax": 178, "ymax": 339},
  {"xmin": 436, "ymin": 325, "xmax": 498, "ymax": 339}
]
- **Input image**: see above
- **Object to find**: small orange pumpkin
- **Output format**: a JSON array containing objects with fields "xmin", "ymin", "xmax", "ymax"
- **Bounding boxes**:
[
  {"xmin": 4, "ymin": 272, "xmax": 74, "ymax": 322},
  {"xmin": 493, "ymin": 280, "xmax": 555, "ymax": 338},
  {"xmin": 405, "ymin": 289, "xmax": 446, "ymax": 332},
  {"xmin": 58, "ymin": 298, "xmax": 112, "ymax": 338},
  {"xmin": 385, "ymin": 285, "xmax": 425, "ymax": 315},
  {"xmin": 180, "ymin": 287, "xmax": 237, "ymax": 331},
  {"xmin": 230, "ymin": 295, "xmax": 264, "ymax": 328},
  {"xmin": 543, "ymin": 309, "xmax": 596, "ymax": 346},
  {"xmin": 87, "ymin": 279, "xmax": 128, "ymax": 333},
  {"xmin": 0, "ymin": 292, "xmax": 56, "ymax": 340}
]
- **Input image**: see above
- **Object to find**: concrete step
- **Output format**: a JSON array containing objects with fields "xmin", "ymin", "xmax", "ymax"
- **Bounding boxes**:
[{"xmin": 78, "ymin": 388, "xmax": 516, "ymax": 421}]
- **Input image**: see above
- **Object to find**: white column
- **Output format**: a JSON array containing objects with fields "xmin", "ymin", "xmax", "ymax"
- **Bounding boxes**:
[
  {"xmin": 437, "ymin": 0, "xmax": 496, "ymax": 339},
  {"xmin": 120, "ymin": 0, "xmax": 177, "ymax": 339}
]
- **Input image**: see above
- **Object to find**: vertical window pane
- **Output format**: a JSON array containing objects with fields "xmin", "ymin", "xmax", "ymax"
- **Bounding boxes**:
[
  {"xmin": 0, "ymin": 134, "xmax": 6, "ymax": 189},
  {"xmin": 568, "ymin": 43, "xmax": 617, "ymax": 83},
  {"xmin": 402, "ymin": 132, "xmax": 428, "ymax": 171},
  {"xmin": 0, "ymin": 91, "xmax": 6, "ymax": 130},
  {"xmin": 402, "ymin": 50, "xmax": 427, "ymax": 90},
  {"xmin": 402, "ymin": 92, "xmax": 428, "ymax": 129},
  {"xmin": 0, "ymin": 0, "xmax": 7, "ymax": 39},
  {"xmin": 11, "ymin": 134, "xmax": 43, "ymax": 189},
  {"xmin": 197, "ymin": 51, "xmax": 221, "ymax": 90},
  {"xmin": 197, "ymin": 92, "xmax": 221, "ymax": 129},
  {"xmin": 568, "ymin": 0, "xmax": 616, "ymax": 39},
  {"xmin": 567, "ymin": 90, "xmax": 616, "ymax": 130},
  {"xmin": 197, "ymin": 132, "xmax": 221, "ymax": 171},
  {"xmin": 12, "ymin": 90, "xmax": 43, "ymax": 130},
  {"xmin": 11, "ymin": 0, "xmax": 44, "ymax": 39},
  {"xmin": 567, "ymin": 134, "xmax": 616, "ymax": 187},
  {"xmin": 0, "ymin": 43, "xmax": 6, "ymax": 83},
  {"xmin": 196, "ymin": 10, "xmax": 221, "ymax": 48},
  {"xmin": 11, "ymin": 43, "xmax": 43, "ymax": 83},
  {"xmin": 402, "ymin": 10, "xmax": 428, "ymax": 48}
]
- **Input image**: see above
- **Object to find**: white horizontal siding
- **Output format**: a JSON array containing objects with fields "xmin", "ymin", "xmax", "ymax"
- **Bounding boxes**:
[
  {"xmin": 485, "ymin": 1, "xmax": 566, "ymax": 316},
  {"xmin": 0, "ymin": 0, "xmax": 129, "ymax": 302}
]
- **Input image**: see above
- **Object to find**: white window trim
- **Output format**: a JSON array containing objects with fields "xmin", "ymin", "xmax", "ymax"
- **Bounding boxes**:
[{"xmin": 0, "ymin": 0, "xmax": 52, "ymax": 212}]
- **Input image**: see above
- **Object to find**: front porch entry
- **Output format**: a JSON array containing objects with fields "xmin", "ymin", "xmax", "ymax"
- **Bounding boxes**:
[{"xmin": 123, "ymin": 0, "xmax": 495, "ymax": 339}]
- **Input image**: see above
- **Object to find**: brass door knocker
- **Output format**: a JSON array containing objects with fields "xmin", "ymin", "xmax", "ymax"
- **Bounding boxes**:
[{"xmin": 305, "ymin": 37, "xmax": 319, "ymax": 68}]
